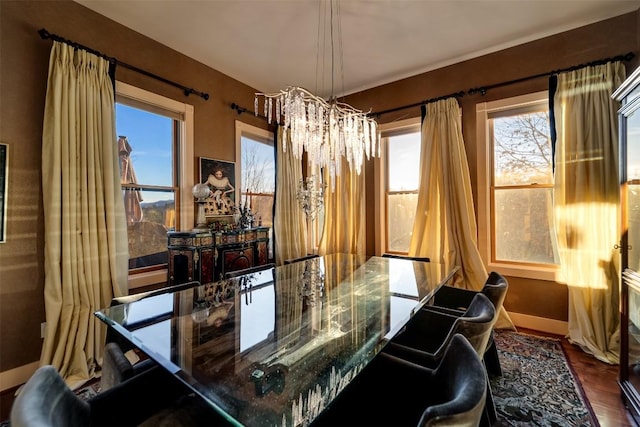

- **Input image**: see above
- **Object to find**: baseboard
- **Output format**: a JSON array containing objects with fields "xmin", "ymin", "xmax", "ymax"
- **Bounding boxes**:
[
  {"xmin": 0, "ymin": 362, "xmax": 38, "ymax": 392},
  {"xmin": 508, "ymin": 311, "xmax": 568, "ymax": 336}
]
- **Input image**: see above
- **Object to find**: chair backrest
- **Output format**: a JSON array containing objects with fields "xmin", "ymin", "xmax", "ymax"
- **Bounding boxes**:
[
  {"xmin": 382, "ymin": 253, "xmax": 431, "ymax": 262},
  {"xmin": 481, "ymin": 271, "xmax": 509, "ymax": 311},
  {"xmin": 419, "ymin": 334, "xmax": 487, "ymax": 427},
  {"xmin": 224, "ymin": 263, "xmax": 275, "ymax": 278},
  {"xmin": 451, "ymin": 293, "xmax": 497, "ymax": 357},
  {"xmin": 11, "ymin": 365, "xmax": 90, "ymax": 427},
  {"xmin": 284, "ymin": 254, "xmax": 319, "ymax": 265}
]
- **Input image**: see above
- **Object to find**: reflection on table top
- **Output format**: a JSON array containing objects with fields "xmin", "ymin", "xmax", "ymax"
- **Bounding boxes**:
[{"xmin": 95, "ymin": 253, "xmax": 456, "ymax": 427}]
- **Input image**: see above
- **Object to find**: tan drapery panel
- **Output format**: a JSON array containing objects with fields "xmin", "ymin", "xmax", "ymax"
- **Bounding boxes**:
[
  {"xmin": 317, "ymin": 158, "xmax": 365, "ymax": 256},
  {"xmin": 41, "ymin": 42, "xmax": 129, "ymax": 387},
  {"xmin": 409, "ymin": 98, "xmax": 513, "ymax": 329},
  {"xmin": 274, "ymin": 126, "xmax": 308, "ymax": 265},
  {"xmin": 553, "ymin": 61, "xmax": 625, "ymax": 364}
]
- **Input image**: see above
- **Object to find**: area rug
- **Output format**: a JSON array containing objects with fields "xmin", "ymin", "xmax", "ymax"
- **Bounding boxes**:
[{"xmin": 491, "ymin": 330, "xmax": 598, "ymax": 426}]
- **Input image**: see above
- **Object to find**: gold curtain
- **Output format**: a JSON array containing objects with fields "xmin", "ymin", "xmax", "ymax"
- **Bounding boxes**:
[
  {"xmin": 274, "ymin": 127, "xmax": 308, "ymax": 265},
  {"xmin": 40, "ymin": 42, "xmax": 129, "ymax": 387},
  {"xmin": 553, "ymin": 61, "xmax": 625, "ymax": 363},
  {"xmin": 409, "ymin": 98, "xmax": 513, "ymax": 329},
  {"xmin": 317, "ymin": 158, "xmax": 366, "ymax": 256}
]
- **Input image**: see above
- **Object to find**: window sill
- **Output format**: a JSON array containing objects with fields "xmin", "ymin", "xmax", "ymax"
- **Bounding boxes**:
[
  {"xmin": 487, "ymin": 262, "xmax": 559, "ymax": 282},
  {"xmin": 128, "ymin": 269, "xmax": 168, "ymax": 290}
]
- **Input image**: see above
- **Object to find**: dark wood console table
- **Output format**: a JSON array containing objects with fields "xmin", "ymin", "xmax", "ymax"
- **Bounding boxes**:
[{"xmin": 167, "ymin": 227, "xmax": 270, "ymax": 285}]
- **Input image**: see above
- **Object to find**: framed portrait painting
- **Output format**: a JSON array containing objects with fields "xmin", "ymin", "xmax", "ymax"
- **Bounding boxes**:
[{"xmin": 199, "ymin": 157, "xmax": 237, "ymax": 216}]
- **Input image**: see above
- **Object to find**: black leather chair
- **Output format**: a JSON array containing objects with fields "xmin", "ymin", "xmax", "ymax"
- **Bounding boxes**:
[
  {"xmin": 384, "ymin": 293, "xmax": 497, "ymax": 427},
  {"xmin": 312, "ymin": 334, "xmax": 487, "ymax": 427},
  {"xmin": 427, "ymin": 271, "xmax": 509, "ymax": 376},
  {"xmin": 385, "ymin": 293, "xmax": 496, "ymax": 367},
  {"xmin": 284, "ymin": 254, "xmax": 319, "ymax": 264},
  {"xmin": 224, "ymin": 263, "xmax": 275, "ymax": 278},
  {"xmin": 382, "ymin": 253, "xmax": 431, "ymax": 262},
  {"xmin": 10, "ymin": 365, "xmax": 217, "ymax": 427}
]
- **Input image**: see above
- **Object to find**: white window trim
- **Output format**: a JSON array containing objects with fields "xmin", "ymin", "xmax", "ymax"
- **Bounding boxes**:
[
  {"xmin": 476, "ymin": 91, "xmax": 558, "ymax": 282},
  {"xmin": 374, "ymin": 117, "xmax": 422, "ymax": 256},
  {"xmin": 116, "ymin": 81, "xmax": 195, "ymax": 289}
]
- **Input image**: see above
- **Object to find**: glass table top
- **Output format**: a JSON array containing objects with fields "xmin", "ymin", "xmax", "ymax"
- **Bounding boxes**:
[{"xmin": 95, "ymin": 253, "xmax": 456, "ymax": 427}]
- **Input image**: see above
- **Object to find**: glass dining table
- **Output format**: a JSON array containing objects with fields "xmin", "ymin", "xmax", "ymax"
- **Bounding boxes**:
[{"xmin": 95, "ymin": 253, "xmax": 458, "ymax": 427}]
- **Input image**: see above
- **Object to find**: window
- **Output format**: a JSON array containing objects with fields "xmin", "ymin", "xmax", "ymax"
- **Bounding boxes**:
[
  {"xmin": 116, "ymin": 82, "xmax": 194, "ymax": 289},
  {"xmin": 375, "ymin": 118, "xmax": 422, "ymax": 255},
  {"xmin": 477, "ymin": 92, "xmax": 558, "ymax": 280},
  {"xmin": 235, "ymin": 121, "xmax": 275, "ymax": 259}
]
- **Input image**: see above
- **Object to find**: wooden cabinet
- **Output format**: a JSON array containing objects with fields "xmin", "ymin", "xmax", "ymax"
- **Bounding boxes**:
[
  {"xmin": 167, "ymin": 231, "xmax": 216, "ymax": 286},
  {"xmin": 168, "ymin": 227, "xmax": 271, "ymax": 284},
  {"xmin": 213, "ymin": 227, "xmax": 270, "ymax": 280},
  {"xmin": 613, "ymin": 65, "xmax": 640, "ymax": 425}
]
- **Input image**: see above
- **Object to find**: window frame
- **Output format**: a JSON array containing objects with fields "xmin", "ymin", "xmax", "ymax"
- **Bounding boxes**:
[
  {"xmin": 374, "ymin": 117, "xmax": 422, "ymax": 256},
  {"xmin": 476, "ymin": 91, "xmax": 558, "ymax": 281},
  {"xmin": 235, "ymin": 120, "xmax": 275, "ymax": 258},
  {"xmin": 116, "ymin": 81, "xmax": 194, "ymax": 289}
]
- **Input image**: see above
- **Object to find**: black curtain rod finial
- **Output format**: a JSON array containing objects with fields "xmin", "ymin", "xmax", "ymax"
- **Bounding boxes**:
[
  {"xmin": 468, "ymin": 87, "xmax": 487, "ymax": 96},
  {"xmin": 38, "ymin": 28, "xmax": 50, "ymax": 39}
]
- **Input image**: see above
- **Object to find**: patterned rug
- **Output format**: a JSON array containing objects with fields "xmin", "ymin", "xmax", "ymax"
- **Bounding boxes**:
[{"xmin": 491, "ymin": 330, "xmax": 598, "ymax": 426}]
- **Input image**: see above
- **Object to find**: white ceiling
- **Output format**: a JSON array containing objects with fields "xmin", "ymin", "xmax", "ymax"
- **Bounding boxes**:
[{"xmin": 75, "ymin": 0, "xmax": 640, "ymax": 98}]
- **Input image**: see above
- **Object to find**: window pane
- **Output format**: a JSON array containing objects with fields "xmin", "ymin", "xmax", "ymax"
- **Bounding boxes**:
[
  {"xmin": 241, "ymin": 135, "xmax": 275, "ymax": 258},
  {"xmin": 118, "ymin": 99, "xmax": 177, "ymax": 272},
  {"xmin": 387, "ymin": 193, "xmax": 418, "ymax": 252},
  {"xmin": 493, "ymin": 111, "xmax": 552, "ymax": 186},
  {"xmin": 126, "ymin": 189, "xmax": 174, "ymax": 269},
  {"xmin": 388, "ymin": 133, "xmax": 421, "ymax": 191},
  {"xmin": 494, "ymin": 188, "xmax": 558, "ymax": 264},
  {"xmin": 116, "ymin": 104, "xmax": 174, "ymax": 186}
]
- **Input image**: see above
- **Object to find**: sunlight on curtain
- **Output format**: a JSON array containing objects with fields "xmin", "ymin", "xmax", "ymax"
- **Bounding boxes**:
[
  {"xmin": 317, "ymin": 157, "xmax": 365, "ymax": 256},
  {"xmin": 274, "ymin": 127, "xmax": 308, "ymax": 265},
  {"xmin": 409, "ymin": 98, "xmax": 513, "ymax": 329},
  {"xmin": 40, "ymin": 42, "xmax": 128, "ymax": 387},
  {"xmin": 553, "ymin": 61, "xmax": 625, "ymax": 363}
]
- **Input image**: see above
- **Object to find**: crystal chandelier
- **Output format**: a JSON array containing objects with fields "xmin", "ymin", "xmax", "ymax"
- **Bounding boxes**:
[
  {"xmin": 254, "ymin": 1, "xmax": 379, "ymax": 182},
  {"xmin": 299, "ymin": 258, "xmax": 325, "ymax": 307},
  {"xmin": 297, "ymin": 175, "xmax": 325, "ymax": 221}
]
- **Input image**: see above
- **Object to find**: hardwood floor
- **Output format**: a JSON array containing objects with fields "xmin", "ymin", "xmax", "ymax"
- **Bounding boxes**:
[
  {"xmin": 519, "ymin": 328, "xmax": 637, "ymax": 427},
  {"xmin": 1, "ymin": 329, "xmax": 638, "ymax": 425}
]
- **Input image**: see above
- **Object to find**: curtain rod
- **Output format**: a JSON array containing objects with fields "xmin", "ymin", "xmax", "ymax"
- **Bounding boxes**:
[
  {"xmin": 467, "ymin": 51, "xmax": 635, "ymax": 95},
  {"xmin": 231, "ymin": 51, "xmax": 635, "ymax": 120},
  {"xmin": 231, "ymin": 103, "xmax": 269, "ymax": 121},
  {"xmin": 38, "ymin": 29, "xmax": 210, "ymax": 101},
  {"xmin": 374, "ymin": 52, "xmax": 635, "ymax": 117},
  {"xmin": 372, "ymin": 91, "xmax": 465, "ymax": 117}
]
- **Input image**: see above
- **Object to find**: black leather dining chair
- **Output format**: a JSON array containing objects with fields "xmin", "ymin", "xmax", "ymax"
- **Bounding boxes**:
[
  {"xmin": 382, "ymin": 253, "xmax": 431, "ymax": 262},
  {"xmin": 223, "ymin": 263, "xmax": 275, "ymax": 278},
  {"xmin": 312, "ymin": 334, "xmax": 487, "ymax": 427},
  {"xmin": 427, "ymin": 271, "xmax": 509, "ymax": 376},
  {"xmin": 384, "ymin": 293, "xmax": 498, "ymax": 427},
  {"xmin": 385, "ymin": 293, "xmax": 496, "ymax": 367},
  {"xmin": 10, "ymin": 365, "xmax": 218, "ymax": 427}
]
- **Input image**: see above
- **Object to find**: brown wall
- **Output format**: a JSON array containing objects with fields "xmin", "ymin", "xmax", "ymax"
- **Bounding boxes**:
[
  {"xmin": 0, "ymin": 0, "xmax": 269, "ymax": 376},
  {"xmin": 346, "ymin": 11, "xmax": 639, "ymax": 323},
  {"xmin": 0, "ymin": 0, "xmax": 638, "ymax": 381}
]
